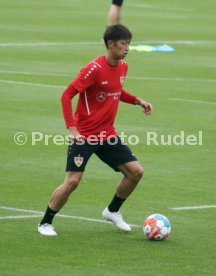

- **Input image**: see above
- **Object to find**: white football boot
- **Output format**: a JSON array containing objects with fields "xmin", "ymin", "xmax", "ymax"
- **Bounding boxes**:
[
  {"xmin": 102, "ymin": 207, "xmax": 131, "ymax": 232},
  {"xmin": 38, "ymin": 223, "xmax": 57, "ymax": 236}
]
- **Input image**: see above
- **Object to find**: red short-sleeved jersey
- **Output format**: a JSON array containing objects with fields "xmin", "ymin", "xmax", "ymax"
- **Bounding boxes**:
[{"xmin": 61, "ymin": 55, "xmax": 137, "ymax": 139}]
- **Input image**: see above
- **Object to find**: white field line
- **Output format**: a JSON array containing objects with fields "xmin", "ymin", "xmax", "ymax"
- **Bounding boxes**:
[
  {"xmin": 0, "ymin": 40, "xmax": 216, "ymax": 47},
  {"xmin": 1, "ymin": 70, "xmax": 216, "ymax": 84},
  {"xmin": 0, "ymin": 77, "xmax": 216, "ymax": 90},
  {"xmin": 0, "ymin": 70, "xmax": 216, "ymax": 84},
  {"xmin": 127, "ymin": 3, "xmax": 191, "ymax": 12},
  {"xmin": 127, "ymin": 76, "xmax": 216, "ymax": 83},
  {"xmin": 0, "ymin": 70, "xmax": 70, "ymax": 77},
  {"xmin": 171, "ymin": 205, "xmax": 216, "ymax": 210},
  {"xmin": 0, "ymin": 79, "xmax": 65, "ymax": 89},
  {"xmin": 139, "ymin": 39, "xmax": 215, "ymax": 45},
  {"xmin": 0, "ymin": 206, "xmax": 140, "ymax": 227},
  {"xmin": 0, "ymin": 206, "xmax": 44, "ymax": 214},
  {"xmin": 0, "ymin": 215, "xmax": 42, "ymax": 219},
  {"xmin": 0, "ymin": 41, "xmax": 102, "ymax": 47},
  {"xmin": 169, "ymin": 98, "xmax": 216, "ymax": 105}
]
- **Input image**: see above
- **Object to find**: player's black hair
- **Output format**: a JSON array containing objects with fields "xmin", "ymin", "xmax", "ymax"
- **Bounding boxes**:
[{"xmin": 103, "ymin": 24, "xmax": 132, "ymax": 49}]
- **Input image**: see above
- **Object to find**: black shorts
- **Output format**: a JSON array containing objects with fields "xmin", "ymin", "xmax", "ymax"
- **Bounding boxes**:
[
  {"xmin": 66, "ymin": 136, "xmax": 137, "ymax": 172},
  {"xmin": 112, "ymin": 0, "xmax": 123, "ymax": 7}
]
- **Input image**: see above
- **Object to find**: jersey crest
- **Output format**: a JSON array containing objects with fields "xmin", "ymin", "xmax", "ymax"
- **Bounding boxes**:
[{"xmin": 120, "ymin": 76, "xmax": 126, "ymax": 85}]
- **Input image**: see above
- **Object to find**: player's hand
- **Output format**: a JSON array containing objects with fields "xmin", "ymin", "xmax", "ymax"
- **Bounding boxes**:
[
  {"xmin": 68, "ymin": 127, "xmax": 84, "ymax": 142},
  {"xmin": 136, "ymin": 98, "xmax": 153, "ymax": 115}
]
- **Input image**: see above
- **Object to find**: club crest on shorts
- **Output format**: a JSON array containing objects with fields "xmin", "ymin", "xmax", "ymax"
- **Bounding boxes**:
[{"xmin": 74, "ymin": 155, "xmax": 84, "ymax": 167}]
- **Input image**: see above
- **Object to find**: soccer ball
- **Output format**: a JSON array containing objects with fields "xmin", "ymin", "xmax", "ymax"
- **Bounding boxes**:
[{"xmin": 143, "ymin": 214, "xmax": 171, "ymax": 241}]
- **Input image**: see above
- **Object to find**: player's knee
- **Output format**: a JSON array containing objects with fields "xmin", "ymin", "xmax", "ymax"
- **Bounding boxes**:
[
  {"xmin": 65, "ymin": 177, "xmax": 80, "ymax": 193},
  {"xmin": 131, "ymin": 166, "xmax": 144, "ymax": 181},
  {"xmin": 112, "ymin": 0, "xmax": 123, "ymax": 7}
]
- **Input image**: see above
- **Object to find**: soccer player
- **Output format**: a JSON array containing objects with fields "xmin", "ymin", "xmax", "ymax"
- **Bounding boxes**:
[
  {"xmin": 38, "ymin": 24, "xmax": 153, "ymax": 236},
  {"xmin": 107, "ymin": 0, "xmax": 124, "ymax": 26}
]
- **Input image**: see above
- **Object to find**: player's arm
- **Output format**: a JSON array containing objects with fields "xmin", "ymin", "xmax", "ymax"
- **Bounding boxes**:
[
  {"xmin": 61, "ymin": 82, "xmax": 77, "ymax": 128},
  {"xmin": 108, "ymin": 0, "xmax": 124, "ymax": 26},
  {"xmin": 61, "ymin": 62, "xmax": 98, "ymax": 140},
  {"xmin": 61, "ymin": 83, "xmax": 83, "ymax": 141},
  {"xmin": 120, "ymin": 89, "xmax": 137, "ymax": 104},
  {"xmin": 120, "ymin": 89, "xmax": 153, "ymax": 115},
  {"xmin": 135, "ymin": 97, "xmax": 153, "ymax": 115}
]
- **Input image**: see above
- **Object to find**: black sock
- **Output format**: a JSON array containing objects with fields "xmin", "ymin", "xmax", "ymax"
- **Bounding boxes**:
[
  {"xmin": 108, "ymin": 194, "xmax": 126, "ymax": 212},
  {"xmin": 40, "ymin": 206, "xmax": 58, "ymax": 225}
]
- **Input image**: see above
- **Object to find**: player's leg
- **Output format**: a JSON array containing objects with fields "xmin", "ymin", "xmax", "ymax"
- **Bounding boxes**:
[
  {"xmin": 107, "ymin": 0, "xmax": 124, "ymax": 26},
  {"xmin": 102, "ymin": 161, "xmax": 143, "ymax": 231},
  {"xmin": 49, "ymin": 171, "xmax": 84, "ymax": 211},
  {"xmin": 97, "ymin": 137, "xmax": 143, "ymax": 231},
  {"xmin": 115, "ymin": 160, "xmax": 144, "ymax": 199},
  {"xmin": 38, "ymin": 141, "xmax": 95, "ymax": 236},
  {"xmin": 38, "ymin": 171, "xmax": 83, "ymax": 236}
]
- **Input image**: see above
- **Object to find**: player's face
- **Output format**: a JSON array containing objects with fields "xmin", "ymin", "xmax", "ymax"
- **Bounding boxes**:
[{"xmin": 111, "ymin": 39, "xmax": 130, "ymax": 60}]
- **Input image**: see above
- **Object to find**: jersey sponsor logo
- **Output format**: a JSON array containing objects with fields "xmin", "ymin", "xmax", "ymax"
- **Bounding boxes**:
[
  {"xmin": 101, "ymin": 81, "xmax": 108, "ymax": 85},
  {"xmin": 107, "ymin": 91, "xmax": 121, "ymax": 100},
  {"xmin": 120, "ymin": 76, "xmax": 126, "ymax": 85},
  {"xmin": 96, "ymin": 92, "xmax": 106, "ymax": 102},
  {"xmin": 74, "ymin": 155, "xmax": 84, "ymax": 167}
]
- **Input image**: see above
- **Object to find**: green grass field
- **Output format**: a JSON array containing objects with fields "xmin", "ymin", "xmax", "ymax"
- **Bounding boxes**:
[{"xmin": 0, "ymin": 0, "xmax": 216, "ymax": 275}]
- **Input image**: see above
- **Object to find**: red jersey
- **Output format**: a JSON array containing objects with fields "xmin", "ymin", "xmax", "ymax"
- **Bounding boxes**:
[{"xmin": 61, "ymin": 55, "xmax": 137, "ymax": 139}]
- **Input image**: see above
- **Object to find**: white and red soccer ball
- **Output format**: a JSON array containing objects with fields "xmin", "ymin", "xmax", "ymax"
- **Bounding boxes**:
[{"xmin": 143, "ymin": 214, "xmax": 171, "ymax": 241}]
